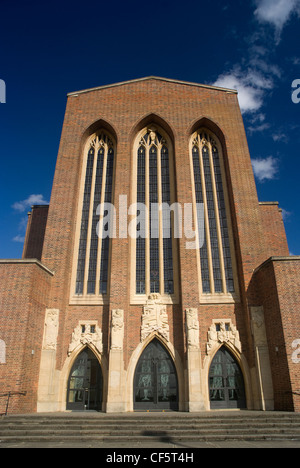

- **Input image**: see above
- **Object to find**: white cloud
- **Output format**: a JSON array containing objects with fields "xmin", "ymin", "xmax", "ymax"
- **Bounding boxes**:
[
  {"xmin": 251, "ymin": 156, "xmax": 279, "ymax": 181},
  {"xmin": 213, "ymin": 68, "xmax": 274, "ymax": 114},
  {"xmin": 213, "ymin": 0, "xmax": 298, "ymax": 116},
  {"xmin": 248, "ymin": 122, "xmax": 271, "ymax": 134},
  {"xmin": 251, "ymin": 113, "xmax": 267, "ymax": 123},
  {"xmin": 12, "ymin": 194, "xmax": 49, "ymax": 212},
  {"xmin": 281, "ymin": 208, "xmax": 292, "ymax": 220},
  {"xmin": 254, "ymin": 0, "xmax": 300, "ymax": 41},
  {"xmin": 12, "ymin": 235, "xmax": 25, "ymax": 243},
  {"xmin": 272, "ymin": 132, "xmax": 289, "ymax": 143}
]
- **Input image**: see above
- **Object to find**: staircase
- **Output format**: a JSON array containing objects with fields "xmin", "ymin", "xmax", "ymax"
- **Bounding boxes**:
[{"xmin": 1, "ymin": 411, "xmax": 300, "ymax": 444}]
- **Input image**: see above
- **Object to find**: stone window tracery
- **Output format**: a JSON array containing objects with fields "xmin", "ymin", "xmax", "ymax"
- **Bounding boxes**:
[
  {"xmin": 75, "ymin": 132, "xmax": 115, "ymax": 297},
  {"xmin": 191, "ymin": 129, "xmax": 236, "ymax": 296},
  {"xmin": 135, "ymin": 127, "xmax": 175, "ymax": 297}
]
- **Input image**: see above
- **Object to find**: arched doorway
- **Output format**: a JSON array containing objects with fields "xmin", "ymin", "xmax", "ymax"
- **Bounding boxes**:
[
  {"xmin": 134, "ymin": 339, "xmax": 178, "ymax": 411},
  {"xmin": 209, "ymin": 346, "xmax": 246, "ymax": 409},
  {"xmin": 67, "ymin": 348, "xmax": 103, "ymax": 411}
]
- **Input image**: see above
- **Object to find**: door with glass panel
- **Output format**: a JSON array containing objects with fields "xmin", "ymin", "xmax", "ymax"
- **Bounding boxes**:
[
  {"xmin": 209, "ymin": 346, "xmax": 246, "ymax": 409},
  {"xmin": 67, "ymin": 348, "xmax": 102, "ymax": 411},
  {"xmin": 134, "ymin": 339, "xmax": 178, "ymax": 410}
]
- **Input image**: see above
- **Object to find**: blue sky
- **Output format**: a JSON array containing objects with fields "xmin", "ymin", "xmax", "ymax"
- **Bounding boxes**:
[{"xmin": 0, "ymin": 0, "xmax": 299, "ymax": 258}]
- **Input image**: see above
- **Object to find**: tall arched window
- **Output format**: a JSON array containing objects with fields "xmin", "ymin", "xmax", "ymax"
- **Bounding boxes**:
[
  {"xmin": 190, "ymin": 129, "xmax": 237, "ymax": 297},
  {"xmin": 134, "ymin": 127, "xmax": 176, "ymax": 299},
  {"xmin": 74, "ymin": 131, "xmax": 115, "ymax": 298}
]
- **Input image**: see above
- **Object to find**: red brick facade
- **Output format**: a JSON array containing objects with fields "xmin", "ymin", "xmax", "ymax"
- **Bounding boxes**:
[
  {"xmin": 0, "ymin": 77, "xmax": 299, "ymax": 413},
  {"xmin": 23, "ymin": 205, "xmax": 49, "ymax": 261},
  {"xmin": 252, "ymin": 258, "xmax": 300, "ymax": 411},
  {"xmin": 0, "ymin": 260, "xmax": 53, "ymax": 413}
]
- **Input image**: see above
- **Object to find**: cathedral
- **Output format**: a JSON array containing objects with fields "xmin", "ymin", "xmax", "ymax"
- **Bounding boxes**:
[{"xmin": 0, "ymin": 76, "xmax": 299, "ymax": 414}]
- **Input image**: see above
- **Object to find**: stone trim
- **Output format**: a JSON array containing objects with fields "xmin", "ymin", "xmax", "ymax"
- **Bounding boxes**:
[
  {"xmin": 0, "ymin": 259, "xmax": 54, "ymax": 276},
  {"xmin": 68, "ymin": 76, "xmax": 238, "ymax": 97}
]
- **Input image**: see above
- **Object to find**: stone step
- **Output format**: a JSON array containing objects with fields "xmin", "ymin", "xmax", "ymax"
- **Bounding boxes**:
[
  {"xmin": 0, "ymin": 428, "xmax": 300, "ymax": 439},
  {"xmin": 1, "ymin": 412, "xmax": 300, "ymax": 443},
  {"xmin": 0, "ymin": 421, "xmax": 299, "ymax": 431},
  {"xmin": 1, "ymin": 433, "xmax": 300, "ymax": 443},
  {"xmin": 2, "ymin": 415, "xmax": 300, "ymax": 424}
]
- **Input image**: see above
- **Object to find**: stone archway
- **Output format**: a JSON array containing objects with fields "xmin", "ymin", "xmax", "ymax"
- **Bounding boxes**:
[
  {"xmin": 66, "ymin": 347, "xmax": 103, "ymax": 411},
  {"xmin": 133, "ymin": 338, "xmax": 178, "ymax": 411},
  {"xmin": 209, "ymin": 345, "xmax": 246, "ymax": 409}
]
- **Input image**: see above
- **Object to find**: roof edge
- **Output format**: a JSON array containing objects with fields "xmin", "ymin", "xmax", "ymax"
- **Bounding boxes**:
[
  {"xmin": 259, "ymin": 201, "xmax": 279, "ymax": 206},
  {"xmin": 67, "ymin": 76, "xmax": 238, "ymax": 97},
  {"xmin": 0, "ymin": 259, "xmax": 54, "ymax": 276},
  {"xmin": 254, "ymin": 255, "xmax": 300, "ymax": 274}
]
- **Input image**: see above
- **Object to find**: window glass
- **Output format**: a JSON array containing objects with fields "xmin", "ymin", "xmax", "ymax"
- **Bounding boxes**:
[
  {"xmin": 135, "ymin": 128, "xmax": 174, "ymax": 296},
  {"xmin": 75, "ymin": 133, "xmax": 114, "ymax": 296},
  {"xmin": 191, "ymin": 131, "xmax": 235, "ymax": 295}
]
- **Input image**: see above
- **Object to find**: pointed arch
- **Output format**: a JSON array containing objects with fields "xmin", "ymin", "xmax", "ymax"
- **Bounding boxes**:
[
  {"xmin": 188, "ymin": 123, "xmax": 239, "ymax": 299},
  {"xmin": 208, "ymin": 345, "xmax": 246, "ymax": 409},
  {"xmin": 59, "ymin": 343, "xmax": 108, "ymax": 412},
  {"xmin": 203, "ymin": 341, "xmax": 252, "ymax": 410},
  {"xmin": 129, "ymin": 113, "xmax": 176, "ymax": 147},
  {"xmin": 132, "ymin": 337, "xmax": 178, "ymax": 410},
  {"xmin": 130, "ymin": 120, "xmax": 179, "ymax": 303},
  {"xmin": 66, "ymin": 346, "xmax": 103, "ymax": 411},
  {"xmin": 70, "ymin": 126, "xmax": 117, "ymax": 300},
  {"xmin": 188, "ymin": 116, "xmax": 227, "ymax": 149},
  {"xmin": 81, "ymin": 118, "xmax": 118, "ymax": 148},
  {"xmin": 126, "ymin": 334, "xmax": 185, "ymax": 411}
]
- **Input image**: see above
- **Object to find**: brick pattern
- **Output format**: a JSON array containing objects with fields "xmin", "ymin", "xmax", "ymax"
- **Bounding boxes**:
[
  {"xmin": 0, "ymin": 77, "xmax": 297, "ymax": 413},
  {"xmin": 23, "ymin": 205, "xmax": 49, "ymax": 261},
  {"xmin": 253, "ymin": 258, "xmax": 300, "ymax": 411},
  {"xmin": 41, "ymin": 78, "xmax": 268, "ymax": 367},
  {"xmin": 259, "ymin": 203, "xmax": 289, "ymax": 257},
  {"xmin": 0, "ymin": 261, "xmax": 52, "ymax": 413}
]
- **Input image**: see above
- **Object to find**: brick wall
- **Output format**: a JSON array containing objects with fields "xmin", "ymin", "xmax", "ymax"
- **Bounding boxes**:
[
  {"xmin": 1, "ymin": 77, "xmax": 296, "ymax": 413},
  {"xmin": 23, "ymin": 205, "xmax": 49, "ymax": 261},
  {"xmin": 41, "ymin": 77, "xmax": 271, "ymax": 369},
  {"xmin": 259, "ymin": 202, "xmax": 289, "ymax": 258},
  {"xmin": 253, "ymin": 257, "xmax": 300, "ymax": 411},
  {"xmin": 0, "ymin": 260, "xmax": 53, "ymax": 413}
]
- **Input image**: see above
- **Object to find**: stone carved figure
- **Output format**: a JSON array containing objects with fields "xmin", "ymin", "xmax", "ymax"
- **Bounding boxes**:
[
  {"xmin": 141, "ymin": 294, "xmax": 169, "ymax": 342},
  {"xmin": 68, "ymin": 322, "xmax": 103, "ymax": 355},
  {"xmin": 251, "ymin": 307, "xmax": 267, "ymax": 346},
  {"xmin": 185, "ymin": 308, "xmax": 200, "ymax": 349},
  {"xmin": 111, "ymin": 309, "xmax": 124, "ymax": 350},
  {"xmin": 43, "ymin": 309, "xmax": 59, "ymax": 350},
  {"xmin": 207, "ymin": 320, "xmax": 241, "ymax": 354}
]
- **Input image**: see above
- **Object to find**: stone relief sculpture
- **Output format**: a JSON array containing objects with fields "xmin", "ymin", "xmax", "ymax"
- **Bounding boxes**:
[
  {"xmin": 185, "ymin": 308, "xmax": 200, "ymax": 349},
  {"xmin": 251, "ymin": 307, "xmax": 268, "ymax": 346},
  {"xmin": 43, "ymin": 309, "xmax": 59, "ymax": 350},
  {"xmin": 68, "ymin": 322, "xmax": 103, "ymax": 356},
  {"xmin": 111, "ymin": 309, "xmax": 124, "ymax": 350},
  {"xmin": 141, "ymin": 294, "xmax": 169, "ymax": 342},
  {"xmin": 207, "ymin": 320, "xmax": 241, "ymax": 354}
]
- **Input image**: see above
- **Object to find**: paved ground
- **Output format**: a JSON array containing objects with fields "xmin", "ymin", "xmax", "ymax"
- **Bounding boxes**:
[{"xmin": 1, "ymin": 439, "xmax": 300, "ymax": 448}]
